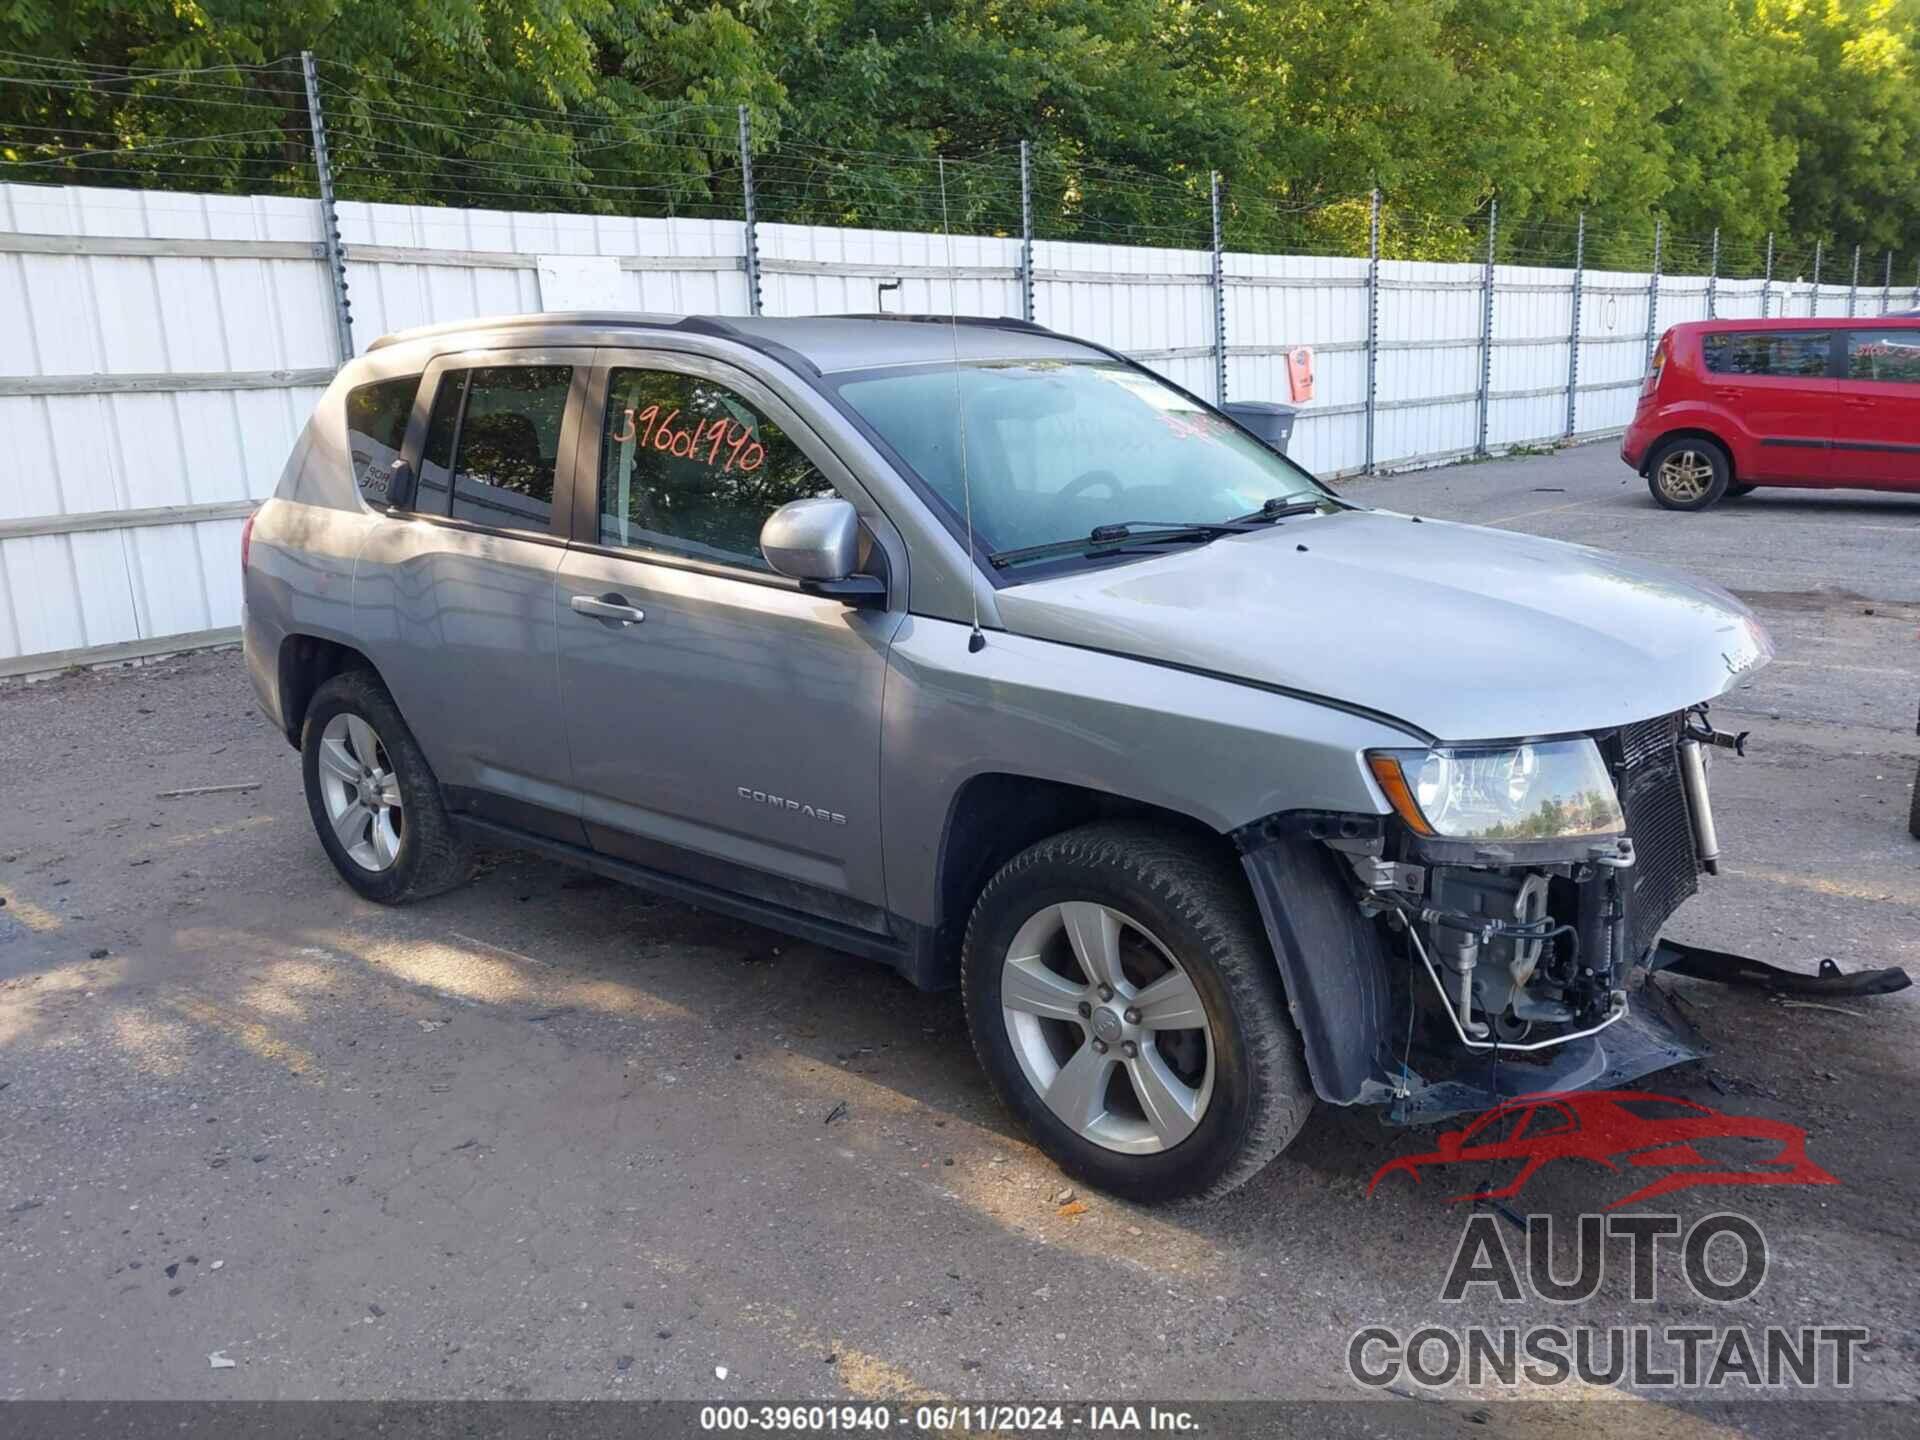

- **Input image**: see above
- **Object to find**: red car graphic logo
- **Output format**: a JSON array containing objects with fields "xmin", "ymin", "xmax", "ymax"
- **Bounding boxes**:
[{"xmin": 1367, "ymin": 1090, "xmax": 1838, "ymax": 1210}]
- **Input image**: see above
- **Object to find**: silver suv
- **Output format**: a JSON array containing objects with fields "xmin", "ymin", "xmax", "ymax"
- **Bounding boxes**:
[{"xmin": 242, "ymin": 312, "xmax": 1772, "ymax": 1202}]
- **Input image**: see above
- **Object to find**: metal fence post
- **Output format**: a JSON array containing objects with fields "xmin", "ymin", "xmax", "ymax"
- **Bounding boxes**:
[
  {"xmin": 300, "ymin": 51, "xmax": 353, "ymax": 364},
  {"xmin": 1883, "ymin": 250, "xmax": 1894, "ymax": 315},
  {"xmin": 1847, "ymin": 243, "xmax": 1860, "ymax": 317},
  {"xmin": 1019, "ymin": 141, "xmax": 1035, "ymax": 323},
  {"xmin": 1565, "ymin": 210, "xmax": 1584, "ymax": 440},
  {"xmin": 1760, "ymin": 232, "xmax": 1774, "ymax": 318},
  {"xmin": 1209, "ymin": 171, "xmax": 1227, "ymax": 406},
  {"xmin": 1364, "ymin": 187, "xmax": 1380, "ymax": 473},
  {"xmin": 1810, "ymin": 239, "xmax": 1822, "ymax": 316},
  {"xmin": 1475, "ymin": 199, "xmax": 1498, "ymax": 458},
  {"xmin": 1705, "ymin": 226, "xmax": 1719, "ymax": 318},
  {"xmin": 1645, "ymin": 218, "xmax": 1662, "ymax": 369},
  {"xmin": 737, "ymin": 105, "xmax": 763, "ymax": 317}
]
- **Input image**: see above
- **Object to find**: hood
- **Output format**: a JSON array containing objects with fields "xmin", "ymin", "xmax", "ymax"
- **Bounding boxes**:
[{"xmin": 993, "ymin": 508, "xmax": 1772, "ymax": 743}]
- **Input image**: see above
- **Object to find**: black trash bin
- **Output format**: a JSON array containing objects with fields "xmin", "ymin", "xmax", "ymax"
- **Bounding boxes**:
[{"xmin": 1223, "ymin": 401, "xmax": 1298, "ymax": 456}]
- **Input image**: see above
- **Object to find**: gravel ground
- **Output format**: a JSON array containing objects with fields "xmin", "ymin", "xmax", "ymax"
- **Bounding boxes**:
[{"xmin": 1, "ymin": 444, "xmax": 1916, "ymax": 1433}]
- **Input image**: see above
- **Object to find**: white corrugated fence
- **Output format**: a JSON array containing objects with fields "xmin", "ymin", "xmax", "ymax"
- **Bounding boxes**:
[{"xmin": 3, "ymin": 180, "xmax": 1916, "ymax": 675}]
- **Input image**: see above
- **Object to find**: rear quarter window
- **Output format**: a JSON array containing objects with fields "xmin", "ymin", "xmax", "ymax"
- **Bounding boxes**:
[
  {"xmin": 1846, "ymin": 331, "xmax": 1920, "ymax": 384},
  {"xmin": 344, "ymin": 377, "xmax": 421, "ymax": 500},
  {"xmin": 1701, "ymin": 332, "xmax": 1829, "ymax": 378}
]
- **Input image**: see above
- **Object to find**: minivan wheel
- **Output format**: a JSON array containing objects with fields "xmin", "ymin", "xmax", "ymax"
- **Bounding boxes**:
[
  {"xmin": 301, "ymin": 669, "xmax": 473, "ymax": 903},
  {"xmin": 1646, "ymin": 438, "xmax": 1730, "ymax": 510},
  {"xmin": 961, "ymin": 822, "xmax": 1312, "ymax": 1203}
]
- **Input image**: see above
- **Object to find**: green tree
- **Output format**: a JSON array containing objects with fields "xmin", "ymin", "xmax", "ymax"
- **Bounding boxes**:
[{"xmin": 1, "ymin": 0, "xmax": 1912, "ymax": 261}]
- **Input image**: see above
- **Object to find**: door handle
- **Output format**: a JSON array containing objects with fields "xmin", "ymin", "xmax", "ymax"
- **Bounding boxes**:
[{"xmin": 570, "ymin": 593, "xmax": 646, "ymax": 626}]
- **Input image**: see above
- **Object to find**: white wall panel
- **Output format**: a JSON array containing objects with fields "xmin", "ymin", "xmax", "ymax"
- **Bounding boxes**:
[{"xmin": 1, "ymin": 180, "xmax": 1787, "ymax": 668}]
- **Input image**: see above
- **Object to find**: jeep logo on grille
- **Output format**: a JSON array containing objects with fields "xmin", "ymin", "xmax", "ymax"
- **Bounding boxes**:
[{"xmin": 737, "ymin": 786, "xmax": 847, "ymax": 825}]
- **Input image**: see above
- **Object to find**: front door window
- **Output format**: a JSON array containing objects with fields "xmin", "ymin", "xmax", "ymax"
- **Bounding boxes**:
[{"xmin": 597, "ymin": 368, "xmax": 836, "ymax": 569}]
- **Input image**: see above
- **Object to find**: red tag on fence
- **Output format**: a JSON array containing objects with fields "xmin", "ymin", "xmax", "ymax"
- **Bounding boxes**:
[{"xmin": 1286, "ymin": 346, "xmax": 1315, "ymax": 403}]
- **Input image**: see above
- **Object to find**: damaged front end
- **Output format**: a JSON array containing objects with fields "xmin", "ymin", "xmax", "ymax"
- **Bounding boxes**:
[{"xmin": 1241, "ymin": 708, "xmax": 1751, "ymax": 1123}]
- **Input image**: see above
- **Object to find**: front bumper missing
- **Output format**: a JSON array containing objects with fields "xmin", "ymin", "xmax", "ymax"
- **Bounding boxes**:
[
  {"xmin": 1385, "ymin": 980, "xmax": 1703, "ymax": 1126},
  {"xmin": 1383, "ymin": 942, "xmax": 1915, "ymax": 1125}
]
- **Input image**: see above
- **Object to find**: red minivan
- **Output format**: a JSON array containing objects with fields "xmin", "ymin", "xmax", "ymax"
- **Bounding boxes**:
[{"xmin": 1622, "ymin": 316, "xmax": 1920, "ymax": 510}]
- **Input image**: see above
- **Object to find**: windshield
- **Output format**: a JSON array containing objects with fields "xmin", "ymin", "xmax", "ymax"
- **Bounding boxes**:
[{"xmin": 836, "ymin": 359, "xmax": 1331, "ymax": 561}]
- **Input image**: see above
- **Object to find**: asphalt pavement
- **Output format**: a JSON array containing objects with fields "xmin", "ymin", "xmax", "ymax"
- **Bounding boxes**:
[{"xmin": 1, "ymin": 444, "xmax": 1916, "ymax": 1432}]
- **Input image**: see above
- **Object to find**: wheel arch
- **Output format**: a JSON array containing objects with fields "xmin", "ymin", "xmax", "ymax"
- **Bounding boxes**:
[
  {"xmin": 1641, "ymin": 427, "xmax": 1736, "ymax": 481},
  {"xmin": 277, "ymin": 633, "xmax": 387, "ymax": 748},
  {"xmin": 929, "ymin": 777, "xmax": 1394, "ymax": 1109},
  {"xmin": 928, "ymin": 773, "xmax": 1232, "ymax": 986}
]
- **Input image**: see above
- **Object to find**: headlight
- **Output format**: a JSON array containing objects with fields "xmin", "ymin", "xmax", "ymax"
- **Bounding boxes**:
[{"xmin": 1366, "ymin": 738, "xmax": 1624, "ymax": 841}]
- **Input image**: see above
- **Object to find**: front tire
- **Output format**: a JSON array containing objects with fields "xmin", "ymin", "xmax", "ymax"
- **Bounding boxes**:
[
  {"xmin": 301, "ymin": 669, "xmax": 473, "ymax": 903},
  {"xmin": 1909, "ymin": 758, "xmax": 1920, "ymax": 841},
  {"xmin": 961, "ymin": 822, "xmax": 1312, "ymax": 1203},
  {"xmin": 1646, "ymin": 437, "xmax": 1731, "ymax": 510}
]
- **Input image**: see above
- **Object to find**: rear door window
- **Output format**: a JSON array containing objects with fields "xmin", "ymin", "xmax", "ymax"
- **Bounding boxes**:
[
  {"xmin": 1702, "ymin": 331, "xmax": 1831, "ymax": 378},
  {"xmin": 410, "ymin": 365, "xmax": 574, "ymax": 534},
  {"xmin": 450, "ymin": 366, "xmax": 573, "ymax": 532},
  {"xmin": 344, "ymin": 376, "xmax": 419, "ymax": 500},
  {"xmin": 1845, "ymin": 331, "xmax": 1920, "ymax": 384}
]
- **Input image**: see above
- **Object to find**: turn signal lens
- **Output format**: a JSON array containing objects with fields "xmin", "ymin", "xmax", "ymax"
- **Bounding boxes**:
[{"xmin": 1367, "ymin": 753, "xmax": 1434, "ymax": 837}]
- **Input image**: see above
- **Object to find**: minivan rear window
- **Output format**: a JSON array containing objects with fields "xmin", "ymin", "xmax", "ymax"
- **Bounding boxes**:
[
  {"xmin": 1701, "ymin": 331, "xmax": 1830, "ymax": 378},
  {"xmin": 1846, "ymin": 331, "xmax": 1920, "ymax": 384}
]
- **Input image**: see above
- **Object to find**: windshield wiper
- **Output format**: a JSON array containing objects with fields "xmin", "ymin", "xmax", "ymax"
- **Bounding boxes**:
[
  {"xmin": 1230, "ymin": 495, "xmax": 1325, "ymax": 523},
  {"xmin": 989, "ymin": 520, "xmax": 1251, "ymax": 570}
]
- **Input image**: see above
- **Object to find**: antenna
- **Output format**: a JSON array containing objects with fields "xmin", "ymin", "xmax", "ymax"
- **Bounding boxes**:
[{"xmin": 938, "ymin": 157, "xmax": 986, "ymax": 653}]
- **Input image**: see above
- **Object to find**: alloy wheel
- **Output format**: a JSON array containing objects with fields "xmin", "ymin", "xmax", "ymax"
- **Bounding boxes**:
[
  {"xmin": 999, "ymin": 902, "xmax": 1215, "ymax": 1154},
  {"xmin": 1655, "ymin": 449, "xmax": 1716, "ymax": 504},
  {"xmin": 316, "ymin": 712, "xmax": 404, "ymax": 872}
]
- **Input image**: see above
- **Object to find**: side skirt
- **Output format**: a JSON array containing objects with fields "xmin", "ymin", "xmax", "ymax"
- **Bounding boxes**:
[{"xmin": 448, "ymin": 814, "xmax": 948, "ymax": 988}]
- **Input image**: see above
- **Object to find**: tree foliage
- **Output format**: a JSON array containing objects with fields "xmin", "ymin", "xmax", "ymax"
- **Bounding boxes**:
[{"xmin": 1, "ymin": 0, "xmax": 1913, "ymax": 265}]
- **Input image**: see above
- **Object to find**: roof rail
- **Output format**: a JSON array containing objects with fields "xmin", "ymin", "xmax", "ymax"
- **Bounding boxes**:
[
  {"xmin": 827, "ymin": 313, "xmax": 1054, "ymax": 335},
  {"xmin": 365, "ymin": 310, "xmax": 681, "ymax": 352}
]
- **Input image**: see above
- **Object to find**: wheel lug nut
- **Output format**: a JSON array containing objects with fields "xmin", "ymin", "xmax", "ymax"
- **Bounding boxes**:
[
  {"xmin": 1097, "ymin": 985, "xmax": 1114, "ymax": 1002},
  {"xmin": 1091, "ymin": 1038, "xmax": 1109, "ymax": 1055},
  {"xmin": 1122, "ymin": 1041, "xmax": 1137, "ymax": 1059},
  {"xmin": 1124, "ymin": 1007, "xmax": 1140, "ymax": 1025},
  {"xmin": 1077, "ymin": 1001, "xmax": 1092, "ymax": 1019}
]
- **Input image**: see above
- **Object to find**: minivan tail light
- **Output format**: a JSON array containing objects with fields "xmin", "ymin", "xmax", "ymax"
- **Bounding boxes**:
[{"xmin": 241, "ymin": 510, "xmax": 256, "ymax": 575}]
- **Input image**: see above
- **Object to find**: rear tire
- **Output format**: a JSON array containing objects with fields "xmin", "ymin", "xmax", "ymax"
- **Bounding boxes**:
[
  {"xmin": 1908, "ymin": 758, "xmax": 1920, "ymax": 841},
  {"xmin": 961, "ymin": 821, "xmax": 1313, "ymax": 1203},
  {"xmin": 1646, "ymin": 437, "xmax": 1731, "ymax": 511},
  {"xmin": 301, "ymin": 669, "xmax": 473, "ymax": 904}
]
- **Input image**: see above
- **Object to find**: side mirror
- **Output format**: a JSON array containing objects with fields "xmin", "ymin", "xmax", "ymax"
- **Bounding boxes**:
[
  {"xmin": 762, "ymin": 496, "xmax": 858, "ymax": 579},
  {"xmin": 383, "ymin": 458, "xmax": 418, "ymax": 510},
  {"xmin": 761, "ymin": 497, "xmax": 886, "ymax": 605}
]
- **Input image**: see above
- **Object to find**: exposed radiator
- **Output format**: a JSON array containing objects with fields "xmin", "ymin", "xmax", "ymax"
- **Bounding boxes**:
[{"xmin": 1610, "ymin": 713, "xmax": 1702, "ymax": 962}]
